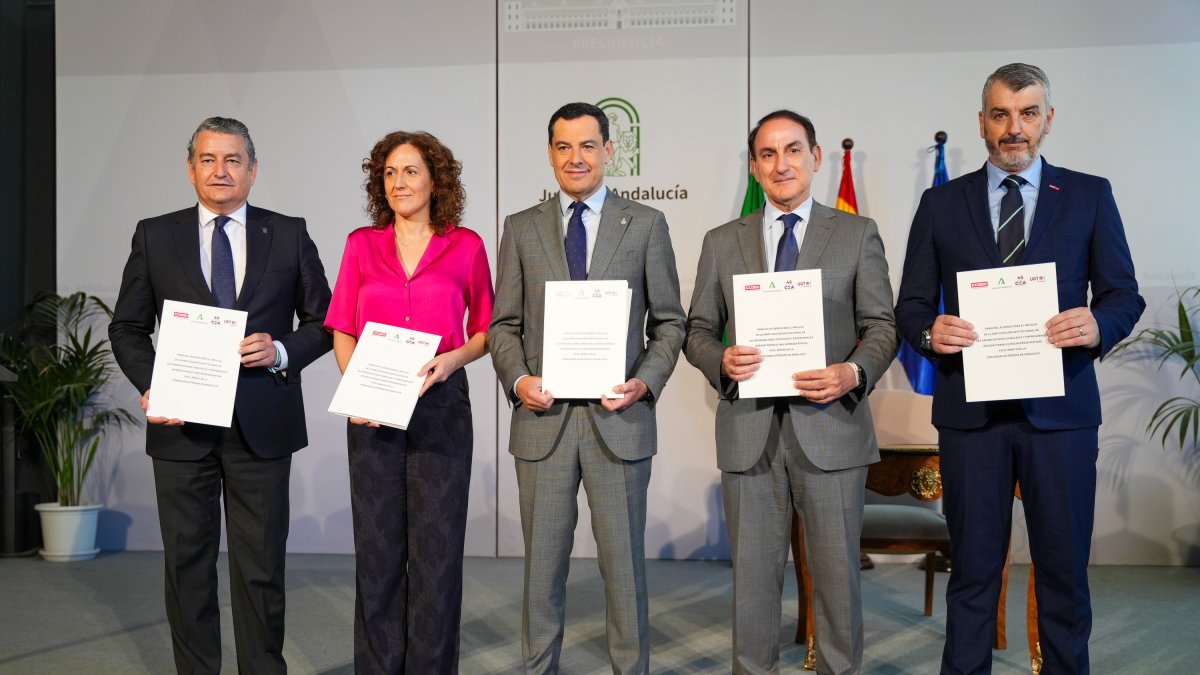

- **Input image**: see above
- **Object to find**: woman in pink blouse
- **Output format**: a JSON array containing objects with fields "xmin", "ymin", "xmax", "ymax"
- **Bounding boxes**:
[{"xmin": 325, "ymin": 131, "xmax": 493, "ymax": 674}]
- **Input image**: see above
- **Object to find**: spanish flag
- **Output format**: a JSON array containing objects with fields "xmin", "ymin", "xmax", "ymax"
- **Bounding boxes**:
[{"xmin": 835, "ymin": 143, "xmax": 858, "ymax": 214}]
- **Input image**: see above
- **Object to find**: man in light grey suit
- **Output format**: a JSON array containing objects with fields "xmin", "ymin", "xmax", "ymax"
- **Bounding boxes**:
[
  {"xmin": 685, "ymin": 110, "xmax": 898, "ymax": 675},
  {"xmin": 489, "ymin": 102, "xmax": 686, "ymax": 674}
]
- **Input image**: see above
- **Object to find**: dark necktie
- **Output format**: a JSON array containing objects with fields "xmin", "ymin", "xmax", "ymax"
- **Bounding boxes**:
[
  {"xmin": 774, "ymin": 213, "xmax": 801, "ymax": 272},
  {"xmin": 211, "ymin": 215, "xmax": 236, "ymax": 308},
  {"xmin": 565, "ymin": 201, "xmax": 587, "ymax": 281},
  {"xmin": 997, "ymin": 175, "xmax": 1026, "ymax": 266}
]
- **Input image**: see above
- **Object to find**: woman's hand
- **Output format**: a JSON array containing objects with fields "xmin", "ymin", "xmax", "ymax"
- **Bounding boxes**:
[{"xmin": 418, "ymin": 350, "xmax": 465, "ymax": 396}]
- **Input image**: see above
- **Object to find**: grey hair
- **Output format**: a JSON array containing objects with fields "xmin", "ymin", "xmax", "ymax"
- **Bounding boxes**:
[
  {"xmin": 981, "ymin": 63, "xmax": 1052, "ymax": 110},
  {"xmin": 187, "ymin": 116, "xmax": 257, "ymax": 164}
]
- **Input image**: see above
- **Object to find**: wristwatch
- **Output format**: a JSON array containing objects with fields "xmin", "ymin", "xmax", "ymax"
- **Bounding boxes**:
[
  {"xmin": 849, "ymin": 362, "xmax": 865, "ymax": 389},
  {"xmin": 920, "ymin": 328, "xmax": 933, "ymax": 353}
]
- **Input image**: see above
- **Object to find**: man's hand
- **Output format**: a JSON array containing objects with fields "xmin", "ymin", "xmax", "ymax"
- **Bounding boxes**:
[
  {"xmin": 239, "ymin": 332, "xmax": 277, "ymax": 368},
  {"xmin": 141, "ymin": 390, "xmax": 184, "ymax": 426},
  {"xmin": 1046, "ymin": 307, "xmax": 1101, "ymax": 349},
  {"xmin": 516, "ymin": 376, "xmax": 555, "ymax": 413},
  {"xmin": 722, "ymin": 345, "xmax": 763, "ymax": 382},
  {"xmin": 930, "ymin": 314, "xmax": 977, "ymax": 354},
  {"xmin": 348, "ymin": 417, "xmax": 380, "ymax": 428},
  {"xmin": 792, "ymin": 363, "xmax": 857, "ymax": 404},
  {"xmin": 600, "ymin": 378, "xmax": 648, "ymax": 412}
]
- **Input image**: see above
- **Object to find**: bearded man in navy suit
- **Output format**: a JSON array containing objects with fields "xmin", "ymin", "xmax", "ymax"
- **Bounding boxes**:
[
  {"xmin": 895, "ymin": 64, "xmax": 1144, "ymax": 675},
  {"xmin": 110, "ymin": 117, "xmax": 332, "ymax": 674}
]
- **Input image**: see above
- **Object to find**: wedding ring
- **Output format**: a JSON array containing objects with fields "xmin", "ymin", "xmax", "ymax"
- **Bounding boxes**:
[{"xmin": 1078, "ymin": 326, "xmax": 1085, "ymax": 336}]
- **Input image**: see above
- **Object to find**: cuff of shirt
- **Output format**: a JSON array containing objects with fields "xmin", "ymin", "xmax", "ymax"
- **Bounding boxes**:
[{"xmin": 270, "ymin": 340, "xmax": 289, "ymax": 372}]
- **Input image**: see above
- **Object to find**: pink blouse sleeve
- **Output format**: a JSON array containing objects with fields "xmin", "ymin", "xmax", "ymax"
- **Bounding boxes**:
[
  {"xmin": 324, "ymin": 231, "xmax": 361, "ymax": 337},
  {"xmin": 464, "ymin": 234, "xmax": 495, "ymax": 338}
]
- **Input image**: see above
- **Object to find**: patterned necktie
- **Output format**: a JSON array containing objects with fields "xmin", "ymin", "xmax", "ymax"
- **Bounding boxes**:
[
  {"xmin": 997, "ymin": 175, "xmax": 1026, "ymax": 266},
  {"xmin": 565, "ymin": 201, "xmax": 587, "ymax": 281},
  {"xmin": 211, "ymin": 215, "xmax": 236, "ymax": 308},
  {"xmin": 774, "ymin": 213, "xmax": 801, "ymax": 272}
]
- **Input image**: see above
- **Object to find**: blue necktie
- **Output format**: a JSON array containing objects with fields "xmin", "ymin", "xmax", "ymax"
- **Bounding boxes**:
[
  {"xmin": 997, "ymin": 175, "xmax": 1026, "ymax": 266},
  {"xmin": 211, "ymin": 215, "xmax": 236, "ymax": 308},
  {"xmin": 774, "ymin": 213, "xmax": 801, "ymax": 272},
  {"xmin": 565, "ymin": 201, "xmax": 587, "ymax": 281}
]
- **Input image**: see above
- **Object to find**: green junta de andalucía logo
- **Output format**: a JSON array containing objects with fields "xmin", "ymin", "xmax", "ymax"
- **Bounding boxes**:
[{"xmin": 597, "ymin": 97, "xmax": 640, "ymax": 177}]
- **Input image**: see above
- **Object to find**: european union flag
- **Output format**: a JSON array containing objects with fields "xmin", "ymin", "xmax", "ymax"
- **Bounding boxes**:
[{"xmin": 897, "ymin": 137, "xmax": 949, "ymax": 395}]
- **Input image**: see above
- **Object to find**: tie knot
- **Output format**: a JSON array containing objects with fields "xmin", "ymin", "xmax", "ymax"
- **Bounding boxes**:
[
  {"xmin": 214, "ymin": 215, "xmax": 231, "ymax": 228},
  {"xmin": 778, "ymin": 213, "xmax": 801, "ymax": 230},
  {"xmin": 570, "ymin": 201, "xmax": 586, "ymax": 215},
  {"xmin": 1002, "ymin": 175, "xmax": 1025, "ymax": 191}
]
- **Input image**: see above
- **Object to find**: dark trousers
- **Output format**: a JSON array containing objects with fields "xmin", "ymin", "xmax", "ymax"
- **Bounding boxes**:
[
  {"xmin": 152, "ymin": 420, "xmax": 291, "ymax": 675},
  {"xmin": 939, "ymin": 405, "xmax": 1098, "ymax": 675},
  {"xmin": 347, "ymin": 368, "xmax": 473, "ymax": 675}
]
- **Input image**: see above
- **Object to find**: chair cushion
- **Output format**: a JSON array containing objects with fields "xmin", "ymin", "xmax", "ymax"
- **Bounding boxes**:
[{"xmin": 861, "ymin": 504, "xmax": 950, "ymax": 541}]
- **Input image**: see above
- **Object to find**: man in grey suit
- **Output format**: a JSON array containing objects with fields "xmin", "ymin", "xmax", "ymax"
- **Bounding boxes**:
[
  {"xmin": 489, "ymin": 102, "xmax": 686, "ymax": 674},
  {"xmin": 684, "ymin": 110, "xmax": 898, "ymax": 675}
]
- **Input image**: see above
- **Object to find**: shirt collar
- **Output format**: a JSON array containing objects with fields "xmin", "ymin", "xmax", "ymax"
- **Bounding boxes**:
[
  {"xmin": 763, "ymin": 195, "xmax": 814, "ymax": 229},
  {"xmin": 557, "ymin": 185, "xmax": 607, "ymax": 218},
  {"xmin": 199, "ymin": 202, "xmax": 248, "ymax": 229},
  {"xmin": 986, "ymin": 156, "xmax": 1042, "ymax": 193}
]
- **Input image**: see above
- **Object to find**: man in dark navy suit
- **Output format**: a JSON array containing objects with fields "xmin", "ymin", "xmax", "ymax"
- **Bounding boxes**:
[
  {"xmin": 895, "ymin": 64, "xmax": 1144, "ymax": 675},
  {"xmin": 109, "ymin": 117, "xmax": 332, "ymax": 674}
]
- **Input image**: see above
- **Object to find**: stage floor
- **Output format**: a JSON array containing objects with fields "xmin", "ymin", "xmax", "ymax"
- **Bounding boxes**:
[{"xmin": 1, "ymin": 552, "xmax": 1197, "ymax": 673}]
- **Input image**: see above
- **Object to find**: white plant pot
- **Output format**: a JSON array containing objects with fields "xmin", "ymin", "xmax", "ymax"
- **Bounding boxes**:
[{"xmin": 34, "ymin": 502, "xmax": 101, "ymax": 562}]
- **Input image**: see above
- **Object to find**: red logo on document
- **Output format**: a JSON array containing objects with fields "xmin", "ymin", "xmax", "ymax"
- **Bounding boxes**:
[
  {"xmin": 173, "ymin": 312, "xmax": 188, "ymax": 318},
  {"xmin": 372, "ymin": 330, "xmax": 387, "ymax": 337},
  {"xmin": 970, "ymin": 281, "xmax": 988, "ymax": 288},
  {"xmin": 744, "ymin": 284, "xmax": 761, "ymax": 291}
]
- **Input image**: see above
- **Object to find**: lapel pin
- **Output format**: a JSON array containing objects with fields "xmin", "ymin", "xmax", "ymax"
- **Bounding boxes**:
[
  {"xmin": 1048, "ymin": 184, "xmax": 1060, "ymax": 191},
  {"xmin": 620, "ymin": 217, "xmax": 628, "ymax": 225},
  {"xmin": 261, "ymin": 227, "xmax": 268, "ymax": 233}
]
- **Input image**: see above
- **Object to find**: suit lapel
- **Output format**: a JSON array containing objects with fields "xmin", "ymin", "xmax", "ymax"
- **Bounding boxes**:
[
  {"xmin": 171, "ymin": 206, "xmax": 218, "ymax": 303},
  {"xmin": 237, "ymin": 205, "xmax": 272, "ymax": 309},
  {"xmin": 588, "ymin": 190, "xmax": 631, "ymax": 279},
  {"xmin": 1025, "ymin": 160, "xmax": 1062, "ymax": 258},
  {"xmin": 534, "ymin": 196, "xmax": 570, "ymax": 281},
  {"xmin": 736, "ymin": 208, "xmax": 766, "ymax": 274},
  {"xmin": 796, "ymin": 202, "xmax": 835, "ymax": 270},
  {"xmin": 963, "ymin": 166, "xmax": 1004, "ymax": 267}
]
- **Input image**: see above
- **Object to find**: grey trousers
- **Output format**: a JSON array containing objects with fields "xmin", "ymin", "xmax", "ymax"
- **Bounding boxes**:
[
  {"xmin": 515, "ymin": 404, "xmax": 652, "ymax": 675},
  {"xmin": 723, "ymin": 405, "xmax": 867, "ymax": 675}
]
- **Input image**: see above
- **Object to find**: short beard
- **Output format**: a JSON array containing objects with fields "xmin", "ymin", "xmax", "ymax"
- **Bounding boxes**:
[{"xmin": 986, "ymin": 131, "xmax": 1045, "ymax": 173}]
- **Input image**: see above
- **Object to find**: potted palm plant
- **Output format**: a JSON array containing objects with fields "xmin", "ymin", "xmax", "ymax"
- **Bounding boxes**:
[
  {"xmin": 1111, "ymin": 286, "xmax": 1200, "ymax": 450},
  {"xmin": 0, "ymin": 291, "xmax": 138, "ymax": 561}
]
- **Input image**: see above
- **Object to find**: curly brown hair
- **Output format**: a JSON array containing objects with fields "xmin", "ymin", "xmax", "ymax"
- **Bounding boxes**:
[{"xmin": 362, "ymin": 131, "xmax": 466, "ymax": 234}]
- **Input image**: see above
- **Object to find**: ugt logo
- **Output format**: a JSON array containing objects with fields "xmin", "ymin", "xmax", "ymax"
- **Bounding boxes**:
[{"xmin": 597, "ymin": 97, "xmax": 640, "ymax": 177}]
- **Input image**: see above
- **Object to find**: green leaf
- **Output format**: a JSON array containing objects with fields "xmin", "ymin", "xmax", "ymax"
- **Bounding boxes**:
[{"xmin": 1178, "ymin": 296, "xmax": 1195, "ymax": 365}]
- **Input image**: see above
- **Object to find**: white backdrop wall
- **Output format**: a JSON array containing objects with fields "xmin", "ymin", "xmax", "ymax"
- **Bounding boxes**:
[{"xmin": 56, "ymin": 0, "xmax": 1200, "ymax": 564}]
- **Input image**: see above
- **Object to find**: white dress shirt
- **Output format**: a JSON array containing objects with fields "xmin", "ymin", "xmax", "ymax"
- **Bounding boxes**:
[
  {"xmin": 557, "ymin": 185, "xmax": 607, "ymax": 273},
  {"xmin": 762, "ymin": 196, "xmax": 814, "ymax": 271},
  {"xmin": 196, "ymin": 202, "xmax": 288, "ymax": 369},
  {"xmin": 198, "ymin": 203, "xmax": 248, "ymax": 295}
]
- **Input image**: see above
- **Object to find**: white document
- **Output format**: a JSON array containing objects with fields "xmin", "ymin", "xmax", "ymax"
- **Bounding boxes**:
[
  {"xmin": 147, "ymin": 299, "xmax": 247, "ymax": 427},
  {"xmin": 957, "ymin": 262, "xmax": 1064, "ymax": 402},
  {"xmin": 542, "ymin": 280, "xmax": 630, "ymax": 399},
  {"xmin": 733, "ymin": 270, "xmax": 826, "ymax": 399},
  {"xmin": 328, "ymin": 322, "xmax": 440, "ymax": 430}
]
